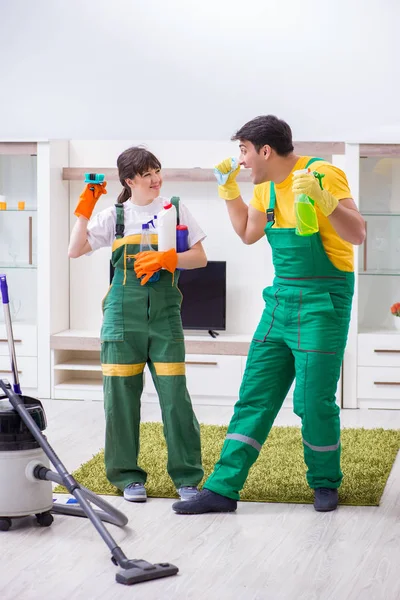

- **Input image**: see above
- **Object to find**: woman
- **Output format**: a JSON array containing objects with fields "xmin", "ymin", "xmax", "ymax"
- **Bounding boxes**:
[{"xmin": 68, "ymin": 146, "xmax": 206, "ymax": 503}]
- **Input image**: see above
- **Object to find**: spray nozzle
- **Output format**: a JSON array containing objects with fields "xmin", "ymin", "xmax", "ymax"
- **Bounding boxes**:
[
  {"xmin": 146, "ymin": 217, "xmax": 157, "ymax": 229},
  {"xmin": 312, "ymin": 171, "xmax": 325, "ymax": 190}
]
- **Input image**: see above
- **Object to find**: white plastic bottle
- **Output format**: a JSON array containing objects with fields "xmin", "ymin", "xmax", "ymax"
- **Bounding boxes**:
[{"xmin": 157, "ymin": 199, "xmax": 177, "ymax": 252}]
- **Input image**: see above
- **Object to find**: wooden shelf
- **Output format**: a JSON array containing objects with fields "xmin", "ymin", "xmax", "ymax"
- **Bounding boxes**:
[
  {"xmin": 51, "ymin": 330, "xmax": 251, "ymax": 355},
  {"xmin": 0, "ymin": 142, "xmax": 37, "ymax": 155},
  {"xmin": 55, "ymin": 377, "xmax": 103, "ymax": 391},
  {"xmin": 63, "ymin": 167, "xmax": 252, "ymax": 183},
  {"xmin": 62, "ymin": 142, "xmax": 347, "ymax": 183},
  {"xmin": 360, "ymin": 144, "xmax": 400, "ymax": 157},
  {"xmin": 54, "ymin": 359, "xmax": 102, "ymax": 372}
]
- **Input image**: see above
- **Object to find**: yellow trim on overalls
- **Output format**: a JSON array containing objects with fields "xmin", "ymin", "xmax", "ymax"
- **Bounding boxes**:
[
  {"xmin": 112, "ymin": 234, "xmax": 158, "ymax": 252},
  {"xmin": 102, "ymin": 363, "xmax": 146, "ymax": 377},
  {"xmin": 154, "ymin": 362, "xmax": 186, "ymax": 376}
]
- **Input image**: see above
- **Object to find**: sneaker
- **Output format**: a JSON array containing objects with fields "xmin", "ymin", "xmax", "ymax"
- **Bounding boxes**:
[
  {"xmin": 123, "ymin": 482, "xmax": 147, "ymax": 503},
  {"xmin": 314, "ymin": 487, "xmax": 338, "ymax": 512},
  {"xmin": 172, "ymin": 488, "xmax": 237, "ymax": 514},
  {"xmin": 177, "ymin": 486, "xmax": 199, "ymax": 501}
]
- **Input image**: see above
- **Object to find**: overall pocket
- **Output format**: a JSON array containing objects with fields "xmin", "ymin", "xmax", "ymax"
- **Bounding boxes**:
[
  {"xmin": 297, "ymin": 290, "xmax": 342, "ymax": 354},
  {"xmin": 100, "ymin": 284, "xmax": 125, "ymax": 342}
]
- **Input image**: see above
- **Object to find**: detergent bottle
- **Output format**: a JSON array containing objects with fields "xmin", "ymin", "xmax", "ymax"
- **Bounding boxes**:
[
  {"xmin": 158, "ymin": 199, "xmax": 177, "ymax": 252},
  {"xmin": 176, "ymin": 225, "xmax": 189, "ymax": 254},
  {"xmin": 294, "ymin": 168, "xmax": 320, "ymax": 236},
  {"xmin": 139, "ymin": 223, "xmax": 160, "ymax": 283},
  {"xmin": 176, "ymin": 224, "xmax": 189, "ymax": 271}
]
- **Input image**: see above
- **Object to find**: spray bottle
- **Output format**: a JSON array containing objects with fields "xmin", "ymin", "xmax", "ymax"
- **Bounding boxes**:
[
  {"xmin": 139, "ymin": 223, "xmax": 160, "ymax": 283},
  {"xmin": 294, "ymin": 169, "xmax": 324, "ymax": 236}
]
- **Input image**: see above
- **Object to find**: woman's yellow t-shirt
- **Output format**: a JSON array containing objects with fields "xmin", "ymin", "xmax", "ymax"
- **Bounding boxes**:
[{"xmin": 250, "ymin": 157, "xmax": 354, "ymax": 272}]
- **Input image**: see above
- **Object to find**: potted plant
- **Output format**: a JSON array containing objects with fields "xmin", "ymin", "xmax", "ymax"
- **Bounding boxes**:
[{"xmin": 390, "ymin": 302, "xmax": 400, "ymax": 330}]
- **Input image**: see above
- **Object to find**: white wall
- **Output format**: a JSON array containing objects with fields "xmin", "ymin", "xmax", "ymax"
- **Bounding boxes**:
[
  {"xmin": 69, "ymin": 140, "xmax": 271, "ymax": 335},
  {"xmin": 1, "ymin": 0, "xmax": 400, "ymax": 142}
]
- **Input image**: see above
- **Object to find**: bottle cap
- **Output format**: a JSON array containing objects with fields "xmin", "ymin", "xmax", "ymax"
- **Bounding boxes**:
[{"xmin": 293, "ymin": 168, "xmax": 310, "ymax": 176}]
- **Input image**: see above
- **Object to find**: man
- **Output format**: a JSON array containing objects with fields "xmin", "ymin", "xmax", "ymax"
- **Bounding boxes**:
[{"xmin": 172, "ymin": 115, "xmax": 365, "ymax": 514}]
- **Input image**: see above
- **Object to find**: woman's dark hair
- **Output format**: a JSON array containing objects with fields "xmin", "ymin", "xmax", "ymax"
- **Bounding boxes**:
[
  {"xmin": 116, "ymin": 146, "xmax": 162, "ymax": 203},
  {"xmin": 231, "ymin": 115, "xmax": 294, "ymax": 156}
]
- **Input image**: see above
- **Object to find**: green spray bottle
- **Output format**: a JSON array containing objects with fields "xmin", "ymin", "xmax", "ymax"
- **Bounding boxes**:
[{"xmin": 294, "ymin": 169, "xmax": 325, "ymax": 236}]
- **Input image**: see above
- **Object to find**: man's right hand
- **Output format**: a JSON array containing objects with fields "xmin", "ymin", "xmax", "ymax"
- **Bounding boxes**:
[
  {"xmin": 213, "ymin": 158, "xmax": 241, "ymax": 200},
  {"xmin": 74, "ymin": 182, "xmax": 107, "ymax": 219}
]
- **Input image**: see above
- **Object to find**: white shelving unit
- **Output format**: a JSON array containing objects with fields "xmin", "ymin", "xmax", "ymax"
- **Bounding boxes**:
[
  {"xmin": 0, "ymin": 140, "xmax": 70, "ymax": 398},
  {"xmin": 343, "ymin": 143, "xmax": 400, "ymax": 409}
]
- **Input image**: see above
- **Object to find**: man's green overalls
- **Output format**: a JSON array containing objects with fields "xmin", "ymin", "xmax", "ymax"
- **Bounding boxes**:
[
  {"xmin": 204, "ymin": 158, "xmax": 354, "ymax": 500},
  {"xmin": 100, "ymin": 198, "xmax": 204, "ymax": 491}
]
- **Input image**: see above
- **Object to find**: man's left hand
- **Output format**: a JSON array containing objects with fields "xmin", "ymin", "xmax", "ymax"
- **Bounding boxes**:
[{"xmin": 292, "ymin": 172, "xmax": 339, "ymax": 217}]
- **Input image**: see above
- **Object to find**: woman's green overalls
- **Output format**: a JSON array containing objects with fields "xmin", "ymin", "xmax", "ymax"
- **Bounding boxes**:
[{"xmin": 100, "ymin": 199, "xmax": 204, "ymax": 491}]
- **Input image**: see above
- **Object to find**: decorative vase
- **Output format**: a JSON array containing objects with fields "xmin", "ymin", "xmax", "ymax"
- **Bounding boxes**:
[{"xmin": 394, "ymin": 317, "xmax": 400, "ymax": 331}]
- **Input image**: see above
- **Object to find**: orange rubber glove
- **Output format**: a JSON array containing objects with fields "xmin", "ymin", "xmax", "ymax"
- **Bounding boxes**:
[
  {"xmin": 134, "ymin": 249, "xmax": 178, "ymax": 285},
  {"xmin": 74, "ymin": 182, "xmax": 107, "ymax": 219}
]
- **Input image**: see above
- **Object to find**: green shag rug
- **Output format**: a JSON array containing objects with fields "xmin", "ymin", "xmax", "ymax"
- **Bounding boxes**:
[{"xmin": 55, "ymin": 424, "xmax": 400, "ymax": 506}]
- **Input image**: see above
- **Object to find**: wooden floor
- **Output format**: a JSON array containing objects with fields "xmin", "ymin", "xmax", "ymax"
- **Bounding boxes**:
[{"xmin": 1, "ymin": 400, "xmax": 399, "ymax": 600}]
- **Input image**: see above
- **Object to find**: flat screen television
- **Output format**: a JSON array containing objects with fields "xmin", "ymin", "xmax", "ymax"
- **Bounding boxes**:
[
  {"xmin": 178, "ymin": 261, "xmax": 226, "ymax": 332},
  {"xmin": 109, "ymin": 259, "xmax": 226, "ymax": 334}
]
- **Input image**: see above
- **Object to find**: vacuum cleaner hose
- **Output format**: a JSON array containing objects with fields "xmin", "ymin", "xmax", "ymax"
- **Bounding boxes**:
[{"xmin": 42, "ymin": 468, "xmax": 128, "ymax": 527}]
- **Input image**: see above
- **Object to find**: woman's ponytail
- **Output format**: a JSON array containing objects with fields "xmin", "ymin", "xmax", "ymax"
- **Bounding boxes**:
[{"xmin": 117, "ymin": 185, "xmax": 130, "ymax": 204}]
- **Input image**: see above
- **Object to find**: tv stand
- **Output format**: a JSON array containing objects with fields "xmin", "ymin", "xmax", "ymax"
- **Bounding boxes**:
[{"xmin": 208, "ymin": 330, "xmax": 219, "ymax": 339}]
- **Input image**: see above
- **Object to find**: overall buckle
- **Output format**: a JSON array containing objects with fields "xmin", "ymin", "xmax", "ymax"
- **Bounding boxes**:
[
  {"xmin": 266, "ymin": 209, "xmax": 275, "ymax": 223},
  {"xmin": 115, "ymin": 224, "xmax": 125, "ymax": 237}
]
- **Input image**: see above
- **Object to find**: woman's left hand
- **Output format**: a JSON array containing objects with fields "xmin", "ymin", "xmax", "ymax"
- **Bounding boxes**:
[{"xmin": 134, "ymin": 249, "xmax": 178, "ymax": 285}]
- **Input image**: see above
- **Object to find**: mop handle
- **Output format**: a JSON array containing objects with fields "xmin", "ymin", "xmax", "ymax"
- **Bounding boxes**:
[{"xmin": 0, "ymin": 275, "xmax": 21, "ymax": 394}]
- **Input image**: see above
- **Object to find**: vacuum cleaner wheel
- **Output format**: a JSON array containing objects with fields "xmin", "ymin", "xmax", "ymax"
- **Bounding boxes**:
[
  {"xmin": 35, "ymin": 511, "xmax": 54, "ymax": 527},
  {"xmin": 0, "ymin": 517, "xmax": 12, "ymax": 531}
]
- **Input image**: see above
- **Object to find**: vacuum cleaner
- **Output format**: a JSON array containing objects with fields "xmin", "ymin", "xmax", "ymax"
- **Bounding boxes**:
[{"xmin": 0, "ymin": 274, "xmax": 178, "ymax": 586}]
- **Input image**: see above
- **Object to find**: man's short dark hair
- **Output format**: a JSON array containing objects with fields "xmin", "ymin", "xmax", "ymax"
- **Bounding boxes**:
[{"xmin": 231, "ymin": 115, "xmax": 294, "ymax": 156}]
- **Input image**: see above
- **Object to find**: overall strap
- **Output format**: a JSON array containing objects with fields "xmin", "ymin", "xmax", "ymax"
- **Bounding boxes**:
[
  {"xmin": 266, "ymin": 157, "xmax": 325, "ymax": 229},
  {"xmin": 114, "ymin": 203, "xmax": 125, "ymax": 239},
  {"xmin": 305, "ymin": 157, "xmax": 325, "ymax": 169},
  {"xmin": 170, "ymin": 196, "xmax": 180, "ymax": 225}
]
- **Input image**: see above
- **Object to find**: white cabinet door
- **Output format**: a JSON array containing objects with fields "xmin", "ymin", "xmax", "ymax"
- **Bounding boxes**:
[
  {"xmin": 358, "ymin": 366, "xmax": 400, "ymax": 409},
  {"xmin": 144, "ymin": 354, "xmax": 243, "ymax": 399},
  {"xmin": 0, "ymin": 356, "xmax": 38, "ymax": 389},
  {"xmin": 0, "ymin": 324, "xmax": 37, "ymax": 357}
]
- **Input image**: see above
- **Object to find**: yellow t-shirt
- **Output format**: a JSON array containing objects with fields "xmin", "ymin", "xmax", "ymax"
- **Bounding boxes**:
[{"xmin": 250, "ymin": 157, "xmax": 354, "ymax": 272}]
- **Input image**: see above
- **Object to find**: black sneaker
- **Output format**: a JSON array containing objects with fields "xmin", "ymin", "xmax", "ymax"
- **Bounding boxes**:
[
  {"xmin": 314, "ymin": 487, "xmax": 338, "ymax": 512},
  {"xmin": 172, "ymin": 488, "xmax": 237, "ymax": 514}
]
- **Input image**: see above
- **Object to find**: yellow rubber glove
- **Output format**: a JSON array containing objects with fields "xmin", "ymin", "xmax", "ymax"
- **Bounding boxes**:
[
  {"xmin": 213, "ymin": 158, "xmax": 241, "ymax": 200},
  {"xmin": 134, "ymin": 249, "xmax": 178, "ymax": 285},
  {"xmin": 292, "ymin": 171, "xmax": 338, "ymax": 217},
  {"xmin": 74, "ymin": 182, "xmax": 107, "ymax": 219}
]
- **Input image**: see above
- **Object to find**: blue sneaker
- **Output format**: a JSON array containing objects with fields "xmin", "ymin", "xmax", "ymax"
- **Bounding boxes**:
[
  {"xmin": 123, "ymin": 483, "xmax": 147, "ymax": 503},
  {"xmin": 177, "ymin": 486, "xmax": 199, "ymax": 501},
  {"xmin": 172, "ymin": 488, "xmax": 237, "ymax": 514},
  {"xmin": 314, "ymin": 488, "xmax": 338, "ymax": 512}
]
